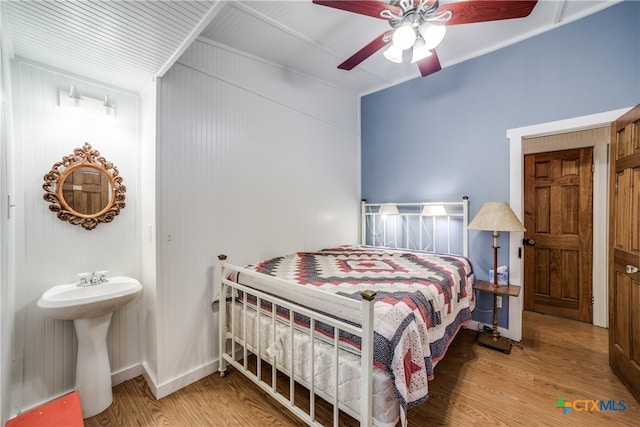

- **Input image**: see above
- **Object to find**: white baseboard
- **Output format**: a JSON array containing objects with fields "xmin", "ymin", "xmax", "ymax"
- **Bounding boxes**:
[
  {"xmin": 141, "ymin": 360, "xmax": 219, "ymax": 400},
  {"xmin": 466, "ymin": 320, "xmax": 520, "ymax": 341},
  {"xmin": 111, "ymin": 364, "xmax": 144, "ymax": 386},
  {"xmin": 139, "ymin": 347, "xmax": 261, "ymax": 400}
]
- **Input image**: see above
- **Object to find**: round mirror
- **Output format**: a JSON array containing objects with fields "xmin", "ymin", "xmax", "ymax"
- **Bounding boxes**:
[
  {"xmin": 43, "ymin": 143, "xmax": 126, "ymax": 230},
  {"xmin": 58, "ymin": 165, "xmax": 113, "ymax": 216}
]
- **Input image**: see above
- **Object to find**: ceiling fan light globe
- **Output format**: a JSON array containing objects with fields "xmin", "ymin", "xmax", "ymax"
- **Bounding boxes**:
[
  {"xmin": 419, "ymin": 22, "xmax": 446, "ymax": 50},
  {"xmin": 392, "ymin": 24, "xmax": 417, "ymax": 50},
  {"xmin": 383, "ymin": 44, "xmax": 404, "ymax": 63},
  {"xmin": 411, "ymin": 38, "xmax": 432, "ymax": 63}
]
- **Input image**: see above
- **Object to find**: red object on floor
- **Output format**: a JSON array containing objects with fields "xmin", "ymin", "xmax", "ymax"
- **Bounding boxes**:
[{"xmin": 6, "ymin": 391, "xmax": 84, "ymax": 427}]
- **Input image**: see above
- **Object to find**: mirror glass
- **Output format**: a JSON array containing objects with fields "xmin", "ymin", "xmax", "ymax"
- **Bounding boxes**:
[
  {"xmin": 60, "ymin": 166, "xmax": 113, "ymax": 215},
  {"xmin": 43, "ymin": 143, "xmax": 126, "ymax": 230}
]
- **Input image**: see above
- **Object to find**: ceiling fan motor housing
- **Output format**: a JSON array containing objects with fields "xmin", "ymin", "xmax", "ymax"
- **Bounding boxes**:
[{"xmin": 384, "ymin": 0, "xmax": 442, "ymax": 30}]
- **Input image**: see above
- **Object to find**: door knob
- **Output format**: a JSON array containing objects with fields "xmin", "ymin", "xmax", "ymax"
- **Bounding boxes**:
[
  {"xmin": 523, "ymin": 238, "xmax": 536, "ymax": 246},
  {"xmin": 626, "ymin": 265, "xmax": 639, "ymax": 274}
]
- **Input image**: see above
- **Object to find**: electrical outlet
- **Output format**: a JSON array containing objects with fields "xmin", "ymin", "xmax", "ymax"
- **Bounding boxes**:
[{"xmin": 496, "ymin": 296, "xmax": 502, "ymax": 309}]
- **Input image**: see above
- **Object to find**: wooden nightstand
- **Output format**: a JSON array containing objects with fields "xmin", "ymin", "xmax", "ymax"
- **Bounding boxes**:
[{"xmin": 473, "ymin": 280, "xmax": 521, "ymax": 353}]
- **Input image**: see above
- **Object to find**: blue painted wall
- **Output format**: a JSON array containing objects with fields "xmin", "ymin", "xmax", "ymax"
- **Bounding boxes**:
[{"xmin": 361, "ymin": 1, "xmax": 640, "ymax": 327}]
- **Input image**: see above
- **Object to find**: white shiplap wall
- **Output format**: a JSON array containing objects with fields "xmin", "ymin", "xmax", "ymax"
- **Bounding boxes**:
[
  {"xmin": 151, "ymin": 38, "xmax": 360, "ymax": 393},
  {"xmin": 10, "ymin": 59, "xmax": 142, "ymax": 414}
]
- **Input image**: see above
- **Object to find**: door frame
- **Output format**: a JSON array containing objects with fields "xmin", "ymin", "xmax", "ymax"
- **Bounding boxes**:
[{"xmin": 506, "ymin": 107, "xmax": 631, "ymax": 341}]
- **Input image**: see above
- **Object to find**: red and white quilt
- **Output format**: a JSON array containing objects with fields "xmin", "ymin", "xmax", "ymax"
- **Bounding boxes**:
[{"xmin": 236, "ymin": 245, "xmax": 475, "ymax": 420}]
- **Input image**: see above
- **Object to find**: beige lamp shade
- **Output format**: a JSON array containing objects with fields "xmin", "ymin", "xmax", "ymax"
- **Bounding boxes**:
[
  {"xmin": 378, "ymin": 203, "xmax": 399, "ymax": 216},
  {"xmin": 421, "ymin": 204, "xmax": 446, "ymax": 216},
  {"xmin": 468, "ymin": 202, "xmax": 526, "ymax": 232}
]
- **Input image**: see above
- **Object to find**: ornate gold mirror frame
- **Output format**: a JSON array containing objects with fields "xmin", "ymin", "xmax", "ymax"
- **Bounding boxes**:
[{"xmin": 43, "ymin": 143, "xmax": 126, "ymax": 230}]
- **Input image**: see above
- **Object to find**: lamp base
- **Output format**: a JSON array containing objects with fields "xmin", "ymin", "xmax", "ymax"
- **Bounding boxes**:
[{"xmin": 478, "ymin": 331, "xmax": 512, "ymax": 354}]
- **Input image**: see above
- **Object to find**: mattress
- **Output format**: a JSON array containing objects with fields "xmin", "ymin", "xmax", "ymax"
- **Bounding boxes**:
[
  {"xmin": 225, "ymin": 245, "xmax": 475, "ymax": 424},
  {"xmin": 227, "ymin": 303, "xmax": 400, "ymax": 426}
]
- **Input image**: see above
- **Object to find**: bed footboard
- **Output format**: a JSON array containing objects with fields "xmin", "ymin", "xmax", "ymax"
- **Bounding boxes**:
[{"xmin": 218, "ymin": 255, "xmax": 376, "ymax": 427}]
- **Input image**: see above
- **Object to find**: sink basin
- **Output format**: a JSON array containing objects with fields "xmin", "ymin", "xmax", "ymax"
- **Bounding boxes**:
[{"xmin": 37, "ymin": 276, "xmax": 142, "ymax": 320}]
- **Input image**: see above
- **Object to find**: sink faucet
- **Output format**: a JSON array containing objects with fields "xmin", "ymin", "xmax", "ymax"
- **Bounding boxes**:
[
  {"xmin": 78, "ymin": 273, "xmax": 91, "ymax": 286},
  {"xmin": 78, "ymin": 271, "xmax": 109, "ymax": 286}
]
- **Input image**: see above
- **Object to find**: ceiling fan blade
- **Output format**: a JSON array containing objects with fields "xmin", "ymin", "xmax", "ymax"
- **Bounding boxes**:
[
  {"xmin": 417, "ymin": 50, "xmax": 441, "ymax": 77},
  {"xmin": 439, "ymin": 1, "xmax": 538, "ymax": 26},
  {"xmin": 338, "ymin": 31, "xmax": 392, "ymax": 71},
  {"xmin": 313, "ymin": 1, "xmax": 401, "ymax": 19}
]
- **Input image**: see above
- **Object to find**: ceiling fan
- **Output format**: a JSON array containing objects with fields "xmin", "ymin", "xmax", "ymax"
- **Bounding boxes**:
[{"xmin": 313, "ymin": 0, "xmax": 538, "ymax": 77}]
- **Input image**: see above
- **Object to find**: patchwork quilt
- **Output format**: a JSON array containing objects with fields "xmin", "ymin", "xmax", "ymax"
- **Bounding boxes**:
[{"xmin": 234, "ymin": 245, "xmax": 475, "ymax": 422}]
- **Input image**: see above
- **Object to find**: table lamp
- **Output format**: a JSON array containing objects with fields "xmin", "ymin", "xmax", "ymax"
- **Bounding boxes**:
[{"xmin": 468, "ymin": 201, "xmax": 526, "ymax": 352}]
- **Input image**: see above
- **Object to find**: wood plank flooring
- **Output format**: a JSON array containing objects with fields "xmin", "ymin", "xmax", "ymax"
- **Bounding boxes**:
[{"xmin": 85, "ymin": 312, "xmax": 639, "ymax": 426}]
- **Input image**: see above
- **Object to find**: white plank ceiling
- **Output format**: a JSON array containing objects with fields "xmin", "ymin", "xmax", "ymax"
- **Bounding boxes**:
[{"xmin": 3, "ymin": 0, "xmax": 621, "ymax": 95}]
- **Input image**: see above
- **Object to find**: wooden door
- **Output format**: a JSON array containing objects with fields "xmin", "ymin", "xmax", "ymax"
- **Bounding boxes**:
[
  {"xmin": 523, "ymin": 147, "xmax": 593, "ymax": 322},
  {"xmin": 609, "ymin": 105, "xmax": 640, "ymax": 401}
]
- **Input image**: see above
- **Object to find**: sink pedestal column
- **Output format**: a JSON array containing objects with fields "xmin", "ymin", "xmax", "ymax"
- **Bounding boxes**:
[{"xmin": 74, "ymin": 313, "xmax": 113, "ymax": 418}]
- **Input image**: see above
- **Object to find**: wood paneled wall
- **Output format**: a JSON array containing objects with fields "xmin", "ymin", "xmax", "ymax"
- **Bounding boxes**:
[
  {"xmin": 149, "ymin": 38, "xmax": 361, "ymax": 394},
  {"xmin": 8, "ymin": 36, "xmax": 361, "ymax": 416},
  {"xmin": 10, "ymin": 59, "xmax": 142, "ymax": 414}
]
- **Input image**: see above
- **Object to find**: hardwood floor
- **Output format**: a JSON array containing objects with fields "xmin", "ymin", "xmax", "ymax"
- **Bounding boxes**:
[{"xmin": 85, "ymin": 312, "xmax": 638, "ymax": 426}]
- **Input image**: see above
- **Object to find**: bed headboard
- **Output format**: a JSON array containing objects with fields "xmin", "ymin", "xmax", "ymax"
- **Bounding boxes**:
[{"xmin": 360, "ymin": 196, "xmax": 469, "ymax": 257}]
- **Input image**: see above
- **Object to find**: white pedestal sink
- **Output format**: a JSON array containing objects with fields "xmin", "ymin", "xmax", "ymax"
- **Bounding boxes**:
[{"xmin": 37, "ymin": 276, "xmax": 142, "ymax": 418}]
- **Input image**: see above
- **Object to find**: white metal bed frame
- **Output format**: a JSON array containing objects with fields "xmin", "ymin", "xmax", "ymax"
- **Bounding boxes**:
[
  {"xmin": 217, "ymin": 196, "xmax": 469, "ymax": 426},
  {"xmin": 361, "ymin": 196, "xmax": 468, "ymax": 256}
]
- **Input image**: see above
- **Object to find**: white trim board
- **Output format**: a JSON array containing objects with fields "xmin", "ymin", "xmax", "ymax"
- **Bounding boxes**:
[
  {"xmin": 505, "ymin": 107, "xmax": 631, "ymax": 341},
  {"xmin": 142, "ymin": 360, "xmax": 218, "ymax": 400},
  {"xmin": 111, "ymin": 364, "xmax": 144, "ymax": 387}
]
